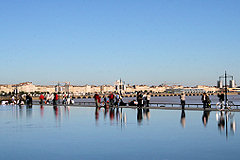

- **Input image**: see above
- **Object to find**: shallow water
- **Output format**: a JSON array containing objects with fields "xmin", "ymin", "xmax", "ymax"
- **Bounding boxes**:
[{"xmin": 0, "ymin": 105, "xmax": 239, "ymax": 160}]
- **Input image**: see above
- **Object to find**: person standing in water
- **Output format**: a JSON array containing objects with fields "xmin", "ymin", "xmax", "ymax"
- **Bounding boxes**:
[
  {"xmin": 26, "ymin": 94, "xmax": 33, "ymax": 107},
  {"xmin": 180, "ymin": 92, "xmax": 186, "ymax": 109},
  {"xmin": 39, "ymin": 94, "xmax": 44, "ymax": 105},
  {"xmin": 137, "ymin": 92, "xmax": 143, "ymax": 108},
  {"xmin": 94, "ymin": 92, "xmax": 100, "ymax": 108},
  {"xmin": 108, "ymin": 92, "xmax": 115, "ymax": 108},
  {"xmin": 146, "ymin": 93, "xmax": 151, "ymax": 107},
  {"xmin": 201, "ymin": 93, "xmax": 208, "ymax": 109},
  {"xmin": 53, "ymin": 93, "xmax": 58, "ymax": 106}
]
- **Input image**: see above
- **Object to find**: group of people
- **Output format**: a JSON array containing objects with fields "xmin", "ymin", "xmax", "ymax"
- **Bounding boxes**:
[
  {"xmin": 39, "ymin": 93, "xmax": 59, "ymax": 105},
  {"xmin": 5, "ymin": 93, "xmax": 60, "ymax": 106},
  {"xmin": 93, "ymin": 92, "xmax": 152, "ymax": 108},
  {"xmin": 62, "ymin": 94, "xmax": 75, "ymax": 105},
  {"xmin": 5, "ymin": 91, "xmax": 228, "ymax": 111},
  {"xmin": 9, "ymin": 94, "xmax": 33, "ymax": 106},
  {"xmin": 180, "ymin": 91, "xmax": 226, "ymax": 109},
  {"xmin": 201, "ymin": 93, "xmax": 211, "ymax": 109},
  {"xmin": 136, "ymin": 92, "xmax": 151, "ymax": 107},
  {"xmin": 94, "ymin": 92, "xmax": 125, "ymax": 108}
]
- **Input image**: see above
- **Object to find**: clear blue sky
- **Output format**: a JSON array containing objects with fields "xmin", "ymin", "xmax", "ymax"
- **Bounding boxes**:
[{"xmin": 0, "ymin": 0, "xmax": 239, "ymax": 86}]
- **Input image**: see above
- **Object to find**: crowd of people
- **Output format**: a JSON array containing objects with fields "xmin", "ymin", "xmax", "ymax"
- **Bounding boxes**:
[
  {"xmin": 93, "ymin": 91, "xmax": 151, "ymax": 108},
  {"xmin": 93, "ymin": 92, "xmax": 126, "ymax": 108},
  {"xmin": 2, "ymin": 93, "xmax": 60, "ymax": 106},
  {"xmin": 2, "ymin": 94, "xmax": 33, "ymax": 106},
  {"xmin": 1, "ymin": 90, "xmax": 229, "ymax": 111}
]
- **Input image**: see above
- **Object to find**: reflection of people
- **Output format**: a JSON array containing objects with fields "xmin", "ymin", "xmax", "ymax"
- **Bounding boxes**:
[
  {"xmin": 218, "ymin": 111, "xmax": 225, "ymax": 131},
  {"xmin": 95, "ymin": 107, "xmax": 100, "ymax": 121},
  {"xmin": 143, "ymin": 108, "xmax": 150, "ymax": 120},
  {"xmin": 202, "ymin": 110, "xmax": 210, "ymax": 127},
  {"xmin": 137, "ymin": 108, "xmax": 143, "ymax": 124},
  {"xmin": 180, "ymin": 110, "xmax": 186, "ymax": 128},
  {"xmin": 53, "ymin": 106, "xmax": 58, "ymax": 119},
  {"xmin": 26, "ymin": 105, "xmax": 33, "ymax": 117},
  {"xmin": 110, "ymin": 108, "xmax": 114, "ymax": 121},
  {"xmin": 216, "ymin": 111, "xmax": 236, "ymax": 137},
  {"xmin": 116, "ymin": 108, "xmax": 119, "ymax": 121},
  {"xmin": 64, "ymin": 106, "xmax": 70, "ymax": 118},
  {"xmin": 40, "ymin": 105, "xmax": 44, "ymax": 118},
  {"xmin": 180, "ymin": 93, "xmax": 185, "ymax": 109},
  {"xmin": 231, "ymin": 120, "xmax": 236, "ymax": 133},
  {"xmin": 104, "ymin": 107, "xmax": 109, "ymax": 119}
]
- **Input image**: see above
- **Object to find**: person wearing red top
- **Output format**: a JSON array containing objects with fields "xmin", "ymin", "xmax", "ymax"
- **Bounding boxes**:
[
  {"xmin": 108, "ymin": 92, "xmax": 114, "ymax": 107},
  {"xmin": 94, "ymin": 92, "xmax": 100, "ymax": 107},
  {"xmin": 39, "ymin": 94, "xmax": 44, "ymax": 104}
]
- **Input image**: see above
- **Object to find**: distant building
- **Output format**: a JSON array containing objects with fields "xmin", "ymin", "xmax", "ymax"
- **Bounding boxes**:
[
  {"xmin": 229, "ymin": 80, "xmax": 236, "ymax": 88},
  {"xmin": 114, "ymin": 79, "xmax": 125, "ymax": 94},
  {"xmin": 217, "ymin": 80, "xmax": 223, "ymax": 88}
]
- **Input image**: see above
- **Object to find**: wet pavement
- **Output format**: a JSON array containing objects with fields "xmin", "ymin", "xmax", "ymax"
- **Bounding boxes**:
[{"xmin": 0, "ymin": 105, "xmax": 239, "ymax": 160}]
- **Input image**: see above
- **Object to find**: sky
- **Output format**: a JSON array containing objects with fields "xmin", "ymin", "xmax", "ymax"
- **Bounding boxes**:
[{"xmin": 0, "ymin": 0, "xmax": 240, "ymax": 86}]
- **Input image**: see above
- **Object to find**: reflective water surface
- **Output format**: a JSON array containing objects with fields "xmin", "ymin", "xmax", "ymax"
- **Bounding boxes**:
[{"xmin": 0, "ymin": 105, "xmax": 239, "ymax": 160}]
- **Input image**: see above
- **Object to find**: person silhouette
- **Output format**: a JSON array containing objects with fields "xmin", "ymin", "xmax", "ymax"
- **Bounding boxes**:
[
  {"xmin": 180, "ymin": 93, "xmax": 186, "ymax": 109},
  {"xmin": 137, "ymin": 108, "xmax": 143, "ymax": 124},
  {"xmin": 95, "ymin": 107, "xmax": 100, "ymax": 121},
  {"xmin": 180, "ymin": 110, "xmax": 186, "ymax": 128},
  {"xmin": 218, "ymin": 111, "xmax": 225, "ymax": 131},
  {"xmin": 202, "ymin": 110, "xmax": 210, "ymax": 127}
]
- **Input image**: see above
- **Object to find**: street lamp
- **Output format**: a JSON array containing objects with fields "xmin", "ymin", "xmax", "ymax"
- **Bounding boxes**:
[{"xmin": 219, "ymin": 71, "xmax": 233, "ymax": 108}]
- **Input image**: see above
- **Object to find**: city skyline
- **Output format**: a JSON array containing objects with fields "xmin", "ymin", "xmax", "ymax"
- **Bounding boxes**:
[
  {"xmin": 0, "ymin": 77, "xmax": 237, "ymax": 88},
  {"xmin": 1, "ymin": 0, "xmax": 240, "ymax": 86}
]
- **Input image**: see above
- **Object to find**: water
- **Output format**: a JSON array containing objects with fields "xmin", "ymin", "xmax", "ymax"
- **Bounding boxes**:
[{"xmin": 0, "ymin": 105, "xmax": 239, "ymax": 160}]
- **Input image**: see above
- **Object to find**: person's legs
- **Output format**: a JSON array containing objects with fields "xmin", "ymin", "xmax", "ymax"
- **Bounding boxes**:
[
  {"xmin": 203, "ymin": 101, "xmax": 206, "ymax": 108},
  {"xmin": 181, "ymin": 100, "xmax": 185, "ymax": 109}
]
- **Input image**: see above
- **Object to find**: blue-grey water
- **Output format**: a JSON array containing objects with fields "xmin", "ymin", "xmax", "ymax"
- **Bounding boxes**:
[{"xmin": 0, "ymin": 104, "xmax": 239, "ymax": 160}]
